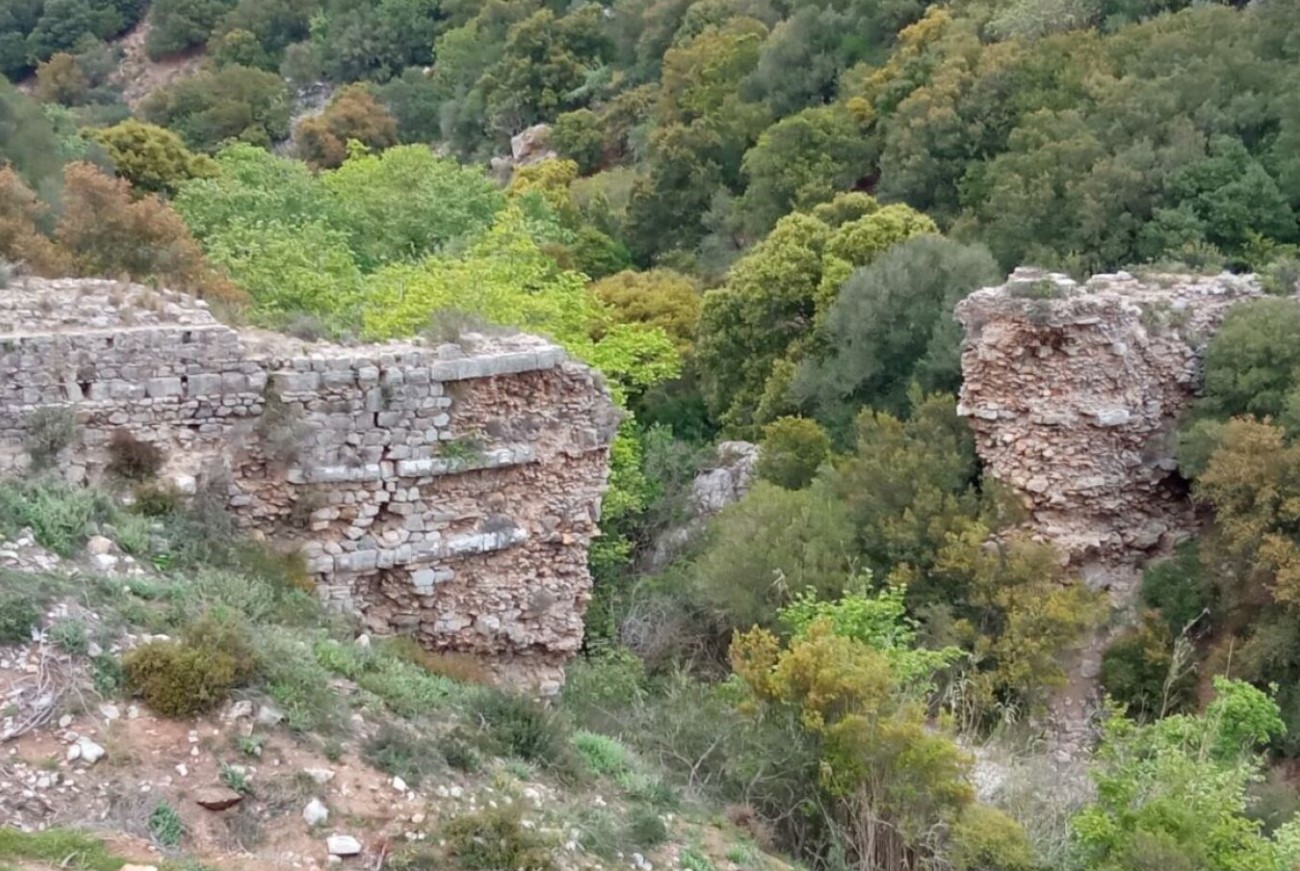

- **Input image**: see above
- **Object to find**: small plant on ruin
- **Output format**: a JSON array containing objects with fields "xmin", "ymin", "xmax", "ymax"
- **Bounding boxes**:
[
  {"xmin": 1008, "ymin": 277, "xmax": 1064, "ymax": 300},
  {"xmin": 439, "ymin": 436, "xmax": 485, "ymax": 465},
  {"xmin": 131, "ymin": 481, "xmax": 182, "ymax": 517},
  {"xmin": 24, "ymin": 406, "xmax": 81, "ymax": 470},
  {"xmin": 107, "ymin": 428, "xmax": 165, "ymax": 481},
  {"xmin": 255, "ymin": 395, "xmax": 309, "ymax": 469}
]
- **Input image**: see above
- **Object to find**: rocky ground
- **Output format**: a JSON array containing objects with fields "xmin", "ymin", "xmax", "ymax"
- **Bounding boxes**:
[{"xmin": 0, "ymin": 530, "xmax": 780, "ymax": 871}]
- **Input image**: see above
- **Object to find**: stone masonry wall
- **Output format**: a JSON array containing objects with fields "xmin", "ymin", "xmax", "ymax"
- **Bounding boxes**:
[
  {"xmin": 0, "ymin": 278, "xmax": 620, "ymax": 693},
  {"xmin": 955, "ymin": 267, "xmax": 1264, "ymax": 578}
]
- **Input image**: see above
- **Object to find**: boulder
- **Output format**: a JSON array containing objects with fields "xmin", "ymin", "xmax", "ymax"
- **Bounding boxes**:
[{"xmin": 194, "ymin": 786, "xmax": 244, "ymax": 811}]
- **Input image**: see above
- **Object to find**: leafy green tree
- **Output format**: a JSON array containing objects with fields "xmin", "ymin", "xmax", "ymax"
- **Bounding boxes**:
[
  {"xmin": 1071, "ymin": 678, "xmax": 1292, "ymax": 871},
  {"xmin": 591, "ymin": 269, "xmax": 701, "ymax": 355},
  {"xmin": 323, "ymin": 144, "xmax": 503, "ymax": 269},
  {"xmin": 295, "ymin": 84, "xmax": 399, "ymax": 169},
  {"xmin": 212, "ymin": 0, "xmax": 316, "ymax": 67},
  {"xmin": 147, "ymin": 0, "xmax": 239, "ymax": 59},
  {"xmin": 551, "ymin": 108, "xmax": 604, "ymax": 174},
  {"xmin": 797, "ymin": 236, "xmax": 1000, "ymax": 427},
  {"xmin": 693, "ymin": 479, "xmax": 857, "ymax": 633},
  {"xmin": 0, "ymin": 0, "xmax": 43, "ymax": 79},
  {"xmin": 695, "ymin": 196, "xmax": 936, "ymax": 433},
  {"xmin": 140, "ymin": 64, "xmax": 291, "ymax": 151},
  {"xmin": 479, "ymin": 6, "xmax": 612, "ymax": 135},
  {"xmin": 209, "ymin": 27, "xmax": 273, "ymax": 70},
  {"xmin": 737, "ymin": 104, "xmax": 873, "ymax": 238},
  {"xmin": 1196, "ymin": 298, "xmax": 1300, "ymax": 427},
  {"xmin": 755, "ymin": 416, "xmax": 830, "ymax": 489},
  {"xmin": 90, "ymin": 120, "xmax": 219, "ymax": 194},
  {"xmin": 378, "ymin": 67, "xmax": 445, "ymax": 144}
]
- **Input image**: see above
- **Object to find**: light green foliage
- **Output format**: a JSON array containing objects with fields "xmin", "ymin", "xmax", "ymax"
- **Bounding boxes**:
[
  {"xmin": 1071, "ymin": 678, "xmax": 1289, "ymax": 871},
  {"xmin": 948, "ymin": 804, "xmax": 1034, "ymax": 871},
  {"xmin": 90, "ymin": 120, "xmax": 219, "ymax": 195},
  {"xmin": 731, "ymin": 619, "xmax": 977, "ymax": 868},
  {"xmin": 322, "ymin": 145, "xmax": 503, "ymax": 269},
  {"xmin": 175, "ymin": 144, "xmax": 335, "ymax": 241},
  {"xmin": 123, "ymin": 612, "xmax": 257, "ymax": 718},
  {"xmin": 24, "ymin": 406, "xmax": 80, "ymax": 471},
  {"xmin": 0, "ymin": 827, "xmax": 130, "ymax": 871},
  {"xmin": 591, "ymin": 269, "xmax": 701, "ymax": 355},
  {"xmin": 49, "ymin": 618, "xmax": 88, "ymax": 655},
  {"xmin": 0, "ymin": 477, "xmax": 117, "ymax": 556},
  {"xmin": 572, "ymin": 731, "xmax": 634, "ymax": 778},
  {"xmin": 780, "ymin": 581, "xmax": 964, "ymax": 692},
  {"xmin": 313, "ymin": 637, "xmax": 455, "ymax": 718}
]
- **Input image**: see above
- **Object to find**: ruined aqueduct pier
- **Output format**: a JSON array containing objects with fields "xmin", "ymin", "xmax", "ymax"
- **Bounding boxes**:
[{"xmin": 0, "ymin": 278, "xmax": 621, "ymax": 692}]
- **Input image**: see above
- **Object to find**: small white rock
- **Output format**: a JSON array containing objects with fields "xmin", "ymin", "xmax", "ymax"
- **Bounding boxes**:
[
  {"xmin": 86, "ymin": 535, "xmax": 114, "ymax": 556},
  {"xmin": 99, "ymin": 703, "xmax": 120, "ymax": 722},
  {"xmin": 303, "ymin": 798, "xmax": 329, "ymax": 826},
  {"xmin": 326, "ymin": 834, "xmax": 361, "ymax": 856},
  {"xmin": 175, "ymin": 763, "xmax": 188, "ymax": 777},
  {"xmin": 354, "ymin": 634, "xmax": 370, "ymax": 649},
  {"xmin": 391, "ymin": 776, "xmax": 407, "ymax": 793},
  {"xmin": 58, "ymin": 714, "xmax": 73, "ymax": 729},
  {"xmin": 306, "ymin": 768, "xmax": 336, "ymax": 785},
  {"xmin": 75, "ymin": 738, "xmax": 105, "ymax": 765}
]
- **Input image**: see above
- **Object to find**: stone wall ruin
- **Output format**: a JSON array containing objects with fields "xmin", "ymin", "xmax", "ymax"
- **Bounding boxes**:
[
  {"xmin": 0, "ymin": 278, "xmax": 620, "ymax": 692},
  {"xmin": 956, "ymin": 267, "xmax": 1265, "ymax": 580}
]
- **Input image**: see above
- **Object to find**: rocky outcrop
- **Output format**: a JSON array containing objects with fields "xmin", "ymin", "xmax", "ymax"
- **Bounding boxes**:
[
  {"xmin": 0, "ymin": 278, "xmax": 620, "ymax": 692},
  {"xmin": 645, "ymin": 441, "xmax": 758, "ymax": 570},
  {"xmin": 956, "ymin": 267, "xmax": 1264, "ymax": 579}
]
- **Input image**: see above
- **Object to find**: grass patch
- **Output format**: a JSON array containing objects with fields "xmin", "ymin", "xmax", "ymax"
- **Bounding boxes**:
[
  {"xmin": 0, "ymin": 828, "xmax": 126, "ymax": 871},
  {"xmin": 0, "ymin": 478, "xmax": 118, "ymax": 556},
  {"xmin": 0, "ymin": 592, "xmax": 42, "ymax": 644},
  {"xmin": 573, "ymin": 730, "xmax": 634, "ymax": 778},
  {"xmin": 467, "ymin": 688, "xmax": 580, "ymax": 778},
  {"xmin": 362, "ymin": 724, "xmax": 443, "ymax": 787},
  {"xmin": 314, "ymin": 638, "xmax": 456, "ymax": 717}
]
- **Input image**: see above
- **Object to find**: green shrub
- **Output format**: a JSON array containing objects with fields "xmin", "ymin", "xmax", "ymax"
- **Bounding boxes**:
[
  {"xmin": 0, "ymin": 593, "xmax": 41, "ymax": 644},
  {"xmin": 122, "ymin": 613, "xmax": 256, "ymax": 717},
  {"xmin": 107, "ymin": 429, "xmax": 165, "ymax": 482},
  {"xmin": 362, "ymin": 725, "xmax": 442, "ymax": 787},
  {"xmin": 1139, "ymin": 540, "xmax": 1211, "ymax": 636},
  {"xmin": 24, "ymin": 407, "xmax": 81, "ymax": 470},
  {"xmin": 467, "ymin": 689, "xmax": 579, "ymax": 777},
  {"xmin": 220, "ymin": 763, "xmax": 252, "ymax": 795},
  {"xmin": 49, "ymin": 618, "xmax": 88, "ymax": 655},
  {"xmin": 0, "ymin": 479, "xmax": 117, "ymax": 556},
  {"xmin": 562, "ymin": 646, "xmax": 646, "ymax": 728},
  {"xmin": 313, "ymin": 638, "xmax": 455, "ymax": 717},
  {"xmin": 91, "ymin": 654, "xmax": 124, "ymax": 696},
  {"xmin": 624, "ymin": 806, "xmax": 668, "ymax": 848},
  {"xmin": 947, "ymin": 804, "xmax": 1034, "ymax": 871},
  {"xmin": 756, "ymin": 416, "xmax": 831, "ymax": 490},
  {"xmin": 253, "ymin": 632, "xmax": 345, "ymax": 734},
  {"xmin": 0, "ymin": 828, "xmax": 129, "ymax": 871},
  {"xmin": 442, "ymin": 805, "xmax": 555, "ymax": 871},
  {"xmin": 572, "ymin": 731, "xmax": 633, "ymax": 778},
  {"xmin": 132, "ymin": 482, "xmax": 182, "ymax": 517},
  {"xmin": 149, "ymin": 801, "xmax": 184, "ymax": 847},
  {"xmin": 1100, "ymin": 613, "xmax": 1193, "ymax": 721}
]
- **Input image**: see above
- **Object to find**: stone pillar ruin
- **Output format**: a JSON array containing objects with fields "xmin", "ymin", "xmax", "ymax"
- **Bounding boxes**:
[{"xmin": 0, "ymin": 278, "xmax": 621, "ymax": 693}]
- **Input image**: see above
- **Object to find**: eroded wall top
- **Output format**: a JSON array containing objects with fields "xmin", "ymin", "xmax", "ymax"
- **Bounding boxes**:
[
  {"xmin": 955, "ymin": 267, "xmax": 1262, "ymax": 568},
  {"xmin": 0, "ymin": 277, "xmax": 620, "ymax": 692}
]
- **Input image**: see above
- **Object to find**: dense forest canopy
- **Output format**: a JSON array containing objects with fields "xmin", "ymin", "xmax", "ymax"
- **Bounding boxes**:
[{"xmin": 6, "ymin": 0, "xmax": 1300, "ymax": 870}]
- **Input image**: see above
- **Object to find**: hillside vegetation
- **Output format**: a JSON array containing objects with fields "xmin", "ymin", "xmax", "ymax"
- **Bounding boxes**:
[{"xmin": 4, "ymin": 1, "xmax": 1300, "ymax": 870}]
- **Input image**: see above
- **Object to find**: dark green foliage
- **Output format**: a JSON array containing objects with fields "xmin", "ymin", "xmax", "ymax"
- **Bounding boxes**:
[
  {"xmin": 147, "ymin": 0, "xmax": 239, "ymax": 59},
  {"xmin": 1100, "ymin": 614, "xmax": 1193, "ymax": 721},
  {"xmin": 799, "ymin": 236, "xmax": 1000, "ymax": 426},
  {"xmin": 1195, "ymin": 298, "xmax": 1300, "ymax": 429},
  {"xmin": 141, "ymin": 65, "xmax": 291, "ymax": 151},
  {"xmin": 1139, "ymin": 540, "xmax": 1211, "ymax": 636},
  {"xmin": 106, "ymin": 428, "xmax": 165, "ymax": 482},
  {"xmin": 442, "ymin": 804, "xmax": 556, "ymax": 871},
  {"xmin": 149, "ymin": 801, "xmax": 185, "ymax": 847},
  {"xmin": 379, "ymin": 68, "xmax": 444, "ymax": 144},
  {"xmin": 624, "ymin": 806, "xmax": 669, "ymax": 848},
  {"xmin": 0, "ymin": 592, "xmax": 42, "ymax": 644},
  {"xmin": 551, "ymin": 109, "xmax": 604, "ymax": 174}
]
